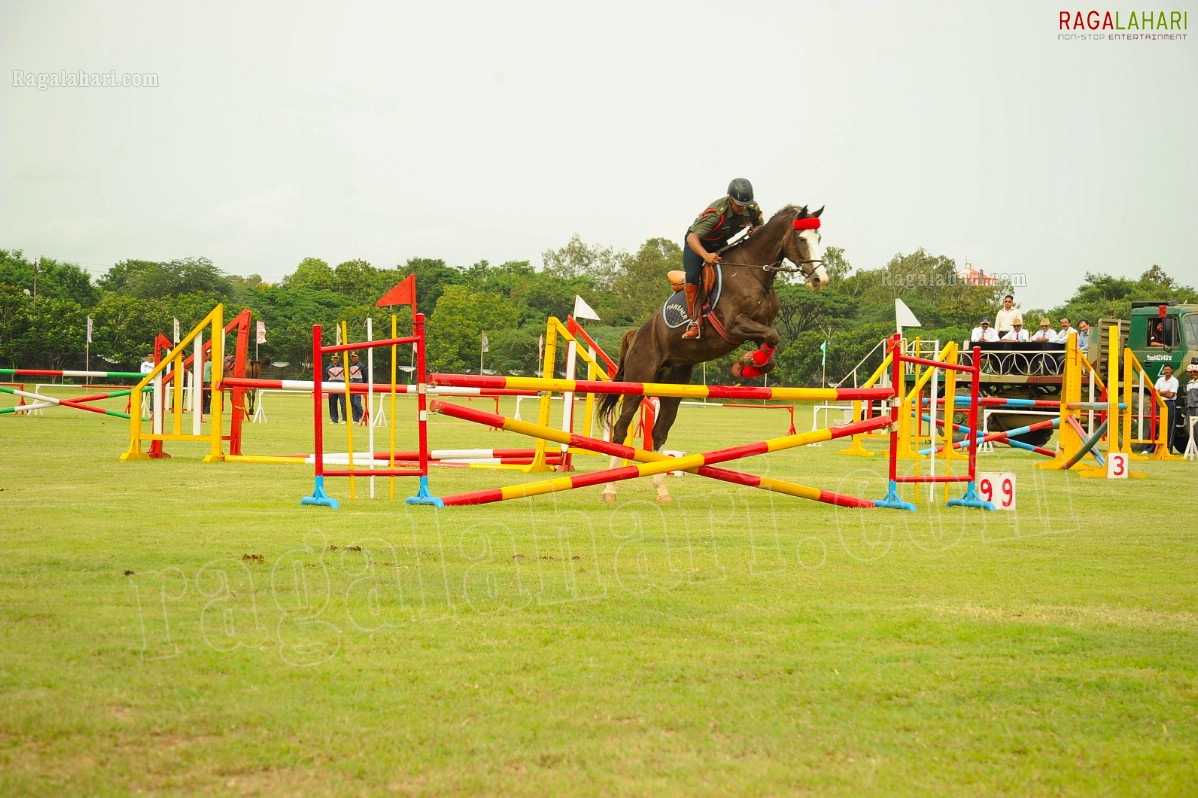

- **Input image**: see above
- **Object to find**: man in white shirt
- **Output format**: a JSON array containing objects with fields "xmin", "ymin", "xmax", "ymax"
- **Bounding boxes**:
[
  {"xmin": 1001, "ymin": 319, "xmax": 1028, "ymax": 341},
  {"xmin": 140, "ymin": 353, "xmax": 155, "ymax": 374},
  {"xmin": 1053, "ymin": 317, "xmax": 1077, "ymax": 344},
  {"xmin": 994, "ymin": 295, "xmax": 1019, "ymax": 336},
  {"xmin": 1154, "ymin": 364, "xmax": 1179, "ymax": 453},
  {"xmin": 970, "ymin": 319, "xmax": 999, "ymax": 343},
  {"xmin": 1030, "ymin": 318, "xmax": 1055, "ymax": 342}
]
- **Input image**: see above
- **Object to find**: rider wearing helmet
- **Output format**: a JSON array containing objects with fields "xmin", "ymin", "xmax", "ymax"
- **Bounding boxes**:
[{"xmin": 681, "ymin": 178, "xmax": 765, "ymax": 339}]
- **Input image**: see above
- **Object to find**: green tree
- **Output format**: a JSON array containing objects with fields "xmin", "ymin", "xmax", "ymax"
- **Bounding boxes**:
[
  {"xmin": 400, "ymin": 258, "xmax": 462, "ymax": 316},
  {"xmin": 333, "ymin": 259, "xmax": 381, "ymax": 304},
  {"xmin": 91, "ymin": 294, "xmax": 173, "ymax": 365},
  {"xmin": 609, "ymin": 237, "xmax": 681, "ymax": 324},
  {"xmin": 282, "ymin": 257, "xmax": 336, "ymax": 292},
  {"xmin": 542, "ymin": 235, "xmax": 624, "ymax": 292},
  {"xmin": 426, "ymin": 285, "xmax": 521, "ymax": 373},
  {"xmin": 0, "ymin": 250, "xmax": 98, "ymax": 305},
  {"xmin": 98, "ymin": 257, "xmax": 232, "ymax": 301}
]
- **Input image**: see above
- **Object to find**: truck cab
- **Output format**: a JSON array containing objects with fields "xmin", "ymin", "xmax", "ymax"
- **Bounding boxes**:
[
  {"xmin": 1127, "ymin": 301, "xmax": 1198, "ymax": 374},
  {"xmin": 1126, "ymin": 301, "xmax": 1198, "ymax": 452}
]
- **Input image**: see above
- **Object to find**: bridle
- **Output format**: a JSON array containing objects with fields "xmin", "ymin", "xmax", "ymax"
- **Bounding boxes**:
[{"xmin": 720, "ymin": 215, "xmax": 824, "ymax": 277}]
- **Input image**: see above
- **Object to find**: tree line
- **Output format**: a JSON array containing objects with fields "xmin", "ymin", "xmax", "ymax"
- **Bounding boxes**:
[{"xmin": 1, "ymin": 244, "xmax": 1193, "ymax": 386}]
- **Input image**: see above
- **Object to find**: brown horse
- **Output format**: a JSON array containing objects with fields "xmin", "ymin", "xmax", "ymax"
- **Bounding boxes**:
[
  {"xmin": 596, "ymin": 204, "xmax": 826, "ymax": 503},
  {"xmin": 222, "ymin": 357, "xmax": 269, "ymax": 418}
]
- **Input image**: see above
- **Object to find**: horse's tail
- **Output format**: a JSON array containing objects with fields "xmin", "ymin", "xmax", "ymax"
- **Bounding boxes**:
[{"xmin": 596, "ymin": 329, "xmax": 637, "ymax": 427}]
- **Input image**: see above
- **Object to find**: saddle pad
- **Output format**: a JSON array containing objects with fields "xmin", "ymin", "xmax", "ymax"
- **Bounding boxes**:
[{"xmin": 662, "ymin": 265, "xmax": 723, "ymax": 329}]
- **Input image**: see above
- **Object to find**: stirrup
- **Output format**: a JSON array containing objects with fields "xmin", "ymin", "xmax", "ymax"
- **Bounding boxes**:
[{"xmin": 682, "ymin": 322, "xmax": 701, "ymax": 340}]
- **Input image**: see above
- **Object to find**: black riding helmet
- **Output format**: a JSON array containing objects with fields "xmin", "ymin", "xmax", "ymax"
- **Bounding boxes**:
[{"xmin": 727, "ymin": 178, "xmax": 754, "ymax": 205}]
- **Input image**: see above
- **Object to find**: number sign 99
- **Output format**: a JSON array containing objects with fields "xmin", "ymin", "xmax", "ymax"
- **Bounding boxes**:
[{"xmin": 978, "ymin": 472, "xmax": 1016, "ymax": 510}]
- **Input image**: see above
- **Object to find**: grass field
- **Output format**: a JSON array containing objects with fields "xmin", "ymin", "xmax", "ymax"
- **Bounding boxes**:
[{"xmin": 2, "ymin": 387, "xmax": 1196, "ymax": 796}]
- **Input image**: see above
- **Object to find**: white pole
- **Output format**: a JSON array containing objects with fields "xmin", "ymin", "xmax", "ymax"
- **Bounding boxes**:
[
  {"xmin": 366, "ymin": 317, "xmax": 375, "ymax": 499},
  {"xmin": 192, "ymin": 331, "xmax": 203, "ymax": 436}
]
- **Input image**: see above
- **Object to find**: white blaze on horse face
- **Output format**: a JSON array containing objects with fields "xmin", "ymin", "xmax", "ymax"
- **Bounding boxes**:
[
  {"xmin": 808, "ymin": 264, "xmax": 829, "ymax": 290},
  {"xmin": 799, "ymin": 228, "xmax": 826, "ymax": 289}
]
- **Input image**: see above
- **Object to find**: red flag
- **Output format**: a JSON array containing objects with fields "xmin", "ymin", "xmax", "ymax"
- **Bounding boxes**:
[{"xmin": 377, "ymin": 274, "xmax": 416, "ymax": 310}]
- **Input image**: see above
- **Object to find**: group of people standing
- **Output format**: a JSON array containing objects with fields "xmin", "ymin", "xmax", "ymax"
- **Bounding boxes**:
[
  {"xmin": 971, "ymin": 295, "xmax": 1091, "ymax": 349},
  {"xmin": 326, "ymin": 352, "xmax": 364, "ymax": 424}
]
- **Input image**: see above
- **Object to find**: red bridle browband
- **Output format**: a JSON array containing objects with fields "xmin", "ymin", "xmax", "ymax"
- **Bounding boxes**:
[{"xmin": 792, "ymin": 217, "xmax": 821, "ymax": 230}]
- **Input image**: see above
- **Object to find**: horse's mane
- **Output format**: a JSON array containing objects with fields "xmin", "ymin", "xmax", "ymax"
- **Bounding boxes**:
[{"xmin": 722, "ymin": 204, "xmax": 807, "ymax": 256}]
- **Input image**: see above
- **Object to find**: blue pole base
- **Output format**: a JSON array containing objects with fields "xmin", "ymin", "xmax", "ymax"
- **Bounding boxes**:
[
  {"xmin": 301, "ymin": 476, "xmax": 340, "ymax": 509},
  {"xmin": 874, "ymin": 480, "xmax": 917, "ymax": 512},
  {"xmin": 946, "ymin": 482, "xmax": 996, "ymax": 511},
  {"xmin": 405, "ymin": 476, "xmax": 444, "ymax": 508}
]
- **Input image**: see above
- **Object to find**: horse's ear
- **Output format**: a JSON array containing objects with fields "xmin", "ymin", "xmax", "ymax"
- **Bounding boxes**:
[{"xmin": 812, "ymin": 205, "xmax": 825, "ymax": 218}]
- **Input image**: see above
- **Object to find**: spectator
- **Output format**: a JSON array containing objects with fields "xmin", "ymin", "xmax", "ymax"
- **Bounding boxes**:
[
  {"xmin": 1076, "ymin": 319, "xmax": 1091, "ymax": 351},
  {"xmin": 201, "ymin": 355, "xmax": 213, "ymax": 414},
  {"xmin": 140, "ymin": 353, "xmax": 155, "ymax": 375},
  {"xmin": 970, "ymin": 318, "xmax": 998, "ymax": 343},
  {"xmin": 994, "ymin": 294, "xmax": 1019, "ymax": 335},
  {"xmin": 1053, "ymin": 317, "xmax": 1077, "ymax": 344},
  {"xmin": 348, "ymin": 352, "xmax": 365, "ymax": 424},
  {"xmin": 1154, "ymin": 365, "xmax": 1179, "ymax": 453},
  {"xmin": 326, "ymin": 357, "xmax": 346, "ymax": 423},
  {"xmin": 1187, "ymin": 362, "xmax": 1198, "ymax": 455},
  {"xmin": 1030, "ymin": 317, "xmax": 1055, "ymax": 342},
  {"xmin": 1001, "ymin": 318, "xmax": 1028, "ymax": 342}
]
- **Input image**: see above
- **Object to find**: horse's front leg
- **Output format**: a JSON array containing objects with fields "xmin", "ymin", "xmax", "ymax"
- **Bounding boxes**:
[
  {"xmin": 725, "ymin": 315, "xmax": 780, "ymax": 347},
  {"xmin": 727, "ymin": 317, "xmax": 782, "ymax": 379}
]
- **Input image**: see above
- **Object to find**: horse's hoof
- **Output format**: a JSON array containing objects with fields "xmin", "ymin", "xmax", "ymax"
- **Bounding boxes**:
[
  {"xmin": 601, "ymin": 492, "xmax": 617, "ymax": 504},
  {"xmin": 656, "ymin": 494, "xmax": 673, "ymax": 505}
]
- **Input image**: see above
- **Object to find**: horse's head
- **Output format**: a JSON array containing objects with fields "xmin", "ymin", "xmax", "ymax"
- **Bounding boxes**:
[{"xmin": 785, "ymin": 205, "xmax": 827, "ymax": 290}]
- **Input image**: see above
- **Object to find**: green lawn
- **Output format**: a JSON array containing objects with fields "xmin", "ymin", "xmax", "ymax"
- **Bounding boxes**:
[{"xmin": 1, "ymin": 388, "xmax": 1196, "ymax": 796}]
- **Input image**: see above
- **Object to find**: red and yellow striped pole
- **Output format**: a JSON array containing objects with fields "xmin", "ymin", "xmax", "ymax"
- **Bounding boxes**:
[
  {"xmin": 430, "ymin": 373, "xmax": 893, "ymax": 404},
  {"xmin": 431, "ymin": 400, "xmax": 892, "ymax": 508}
]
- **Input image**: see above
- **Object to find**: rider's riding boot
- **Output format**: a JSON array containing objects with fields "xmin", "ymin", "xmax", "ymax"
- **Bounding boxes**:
[{"xmin": 682, "ymin": 283, "xmax": 702, "ymax": 340}]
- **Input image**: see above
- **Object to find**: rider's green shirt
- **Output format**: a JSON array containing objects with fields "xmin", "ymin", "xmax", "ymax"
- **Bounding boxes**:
[{"xmin": 689, "ymin": 196, "xmax": 765, "ymax": 244}]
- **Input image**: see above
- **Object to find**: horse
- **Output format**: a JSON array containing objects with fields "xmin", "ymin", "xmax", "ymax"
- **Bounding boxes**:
[
  {"xmin": 222, "ymin": 357, "xmax": 269, "ymax": 418},
  {"xmin": 596, "ymin": 204, "xmax": 826, "ymax": 504}
]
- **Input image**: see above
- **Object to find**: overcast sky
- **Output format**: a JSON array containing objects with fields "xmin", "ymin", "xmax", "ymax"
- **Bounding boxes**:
[{"xmin": 2, "ymin": 0, "xmax": 1196, "ymax": 308}]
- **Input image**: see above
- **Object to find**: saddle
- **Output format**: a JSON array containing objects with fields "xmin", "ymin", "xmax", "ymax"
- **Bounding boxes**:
[
  {"xmin": 666, "ymin": 267, "xmax": 717, "ymax": 297},
  {"xmin": 662, "ymin": 266, "xmax": 724, "ymax": 332}
]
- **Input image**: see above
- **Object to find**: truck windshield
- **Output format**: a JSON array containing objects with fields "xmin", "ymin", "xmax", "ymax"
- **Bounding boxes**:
[{"xmin": 1184, "ymin": 313, "xmax": 1198, "ymax": 349}]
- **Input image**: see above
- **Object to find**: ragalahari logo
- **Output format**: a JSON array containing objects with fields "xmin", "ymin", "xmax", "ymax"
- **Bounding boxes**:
[{"xmin": 1059, "ymin": 9, "xmax": 1189, "ymax": 40}]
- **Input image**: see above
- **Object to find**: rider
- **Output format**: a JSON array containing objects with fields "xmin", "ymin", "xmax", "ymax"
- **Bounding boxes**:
[{"xmin": 681, "ymin": 178, "xmax": 765, "ymax": 340}]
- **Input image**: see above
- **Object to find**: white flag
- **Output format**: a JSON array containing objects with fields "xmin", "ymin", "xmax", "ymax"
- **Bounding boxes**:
[
  {"xmin": 481, "ymin": 331, "xmax": 489, "ymax": 353},
  {"xmin": 256, "ymin": 321, "xmax": 267, "ymax": 344},
  {"xmin": 86, "ymin": 316, "xmax": 93, "ymax": 344},
  {"xmin": 573, "ymin": 295, "xmax": 600, "ymax": 321},
  {"xmin": 172, "ymin": 318, "xmax": 180, "ymax": 343},
  {"xmin": 538, "ymin": 334, "xmax": 544, "ymax": 362},
  {"xmin": 895, "ymin": 299, "xmax": 922, "ymax": 331}
]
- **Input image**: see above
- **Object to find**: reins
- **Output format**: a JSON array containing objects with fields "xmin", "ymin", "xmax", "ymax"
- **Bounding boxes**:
[{"xmin": 715, "ymin": 218, "xmax": 823, "ymax": 275}]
